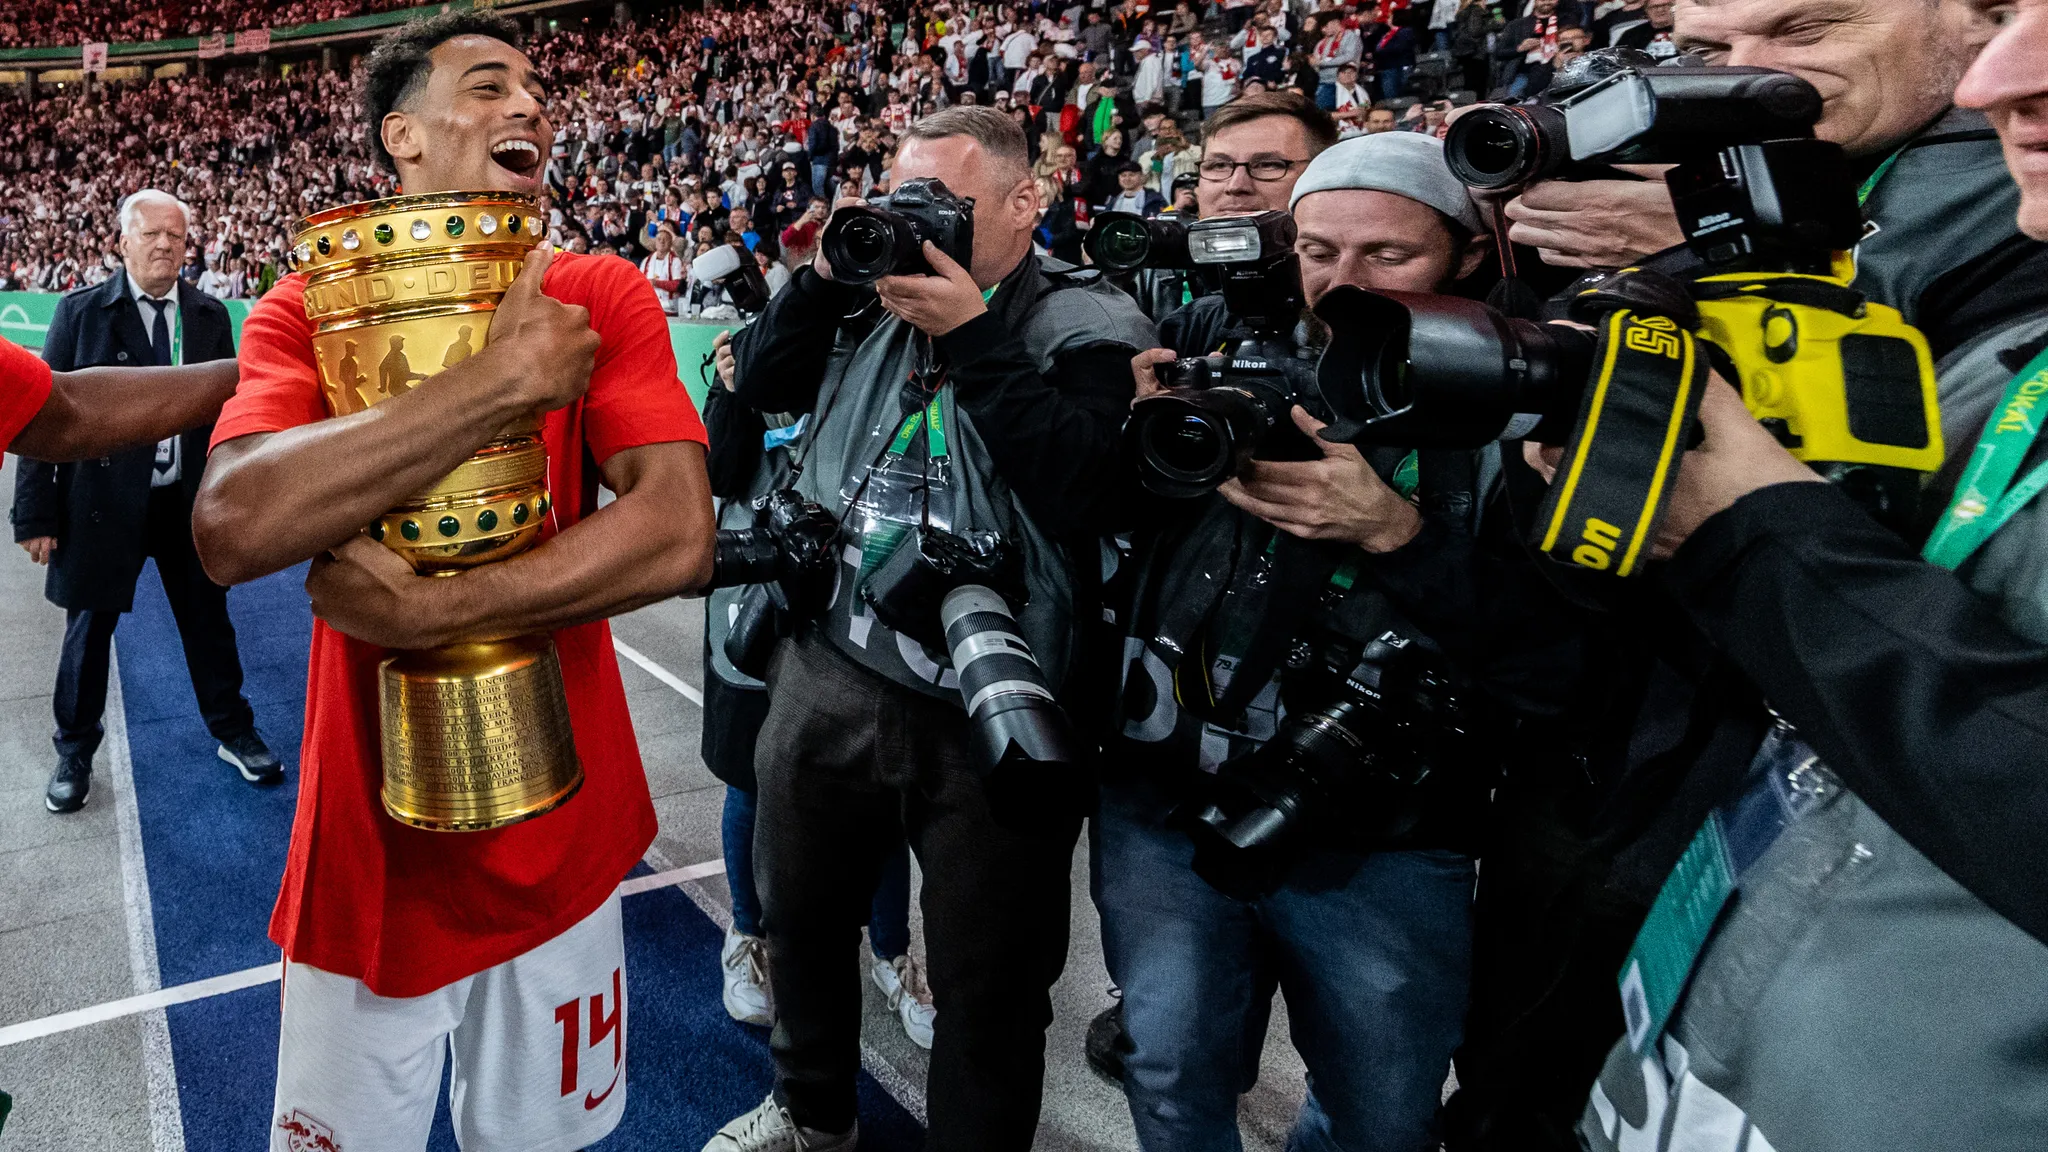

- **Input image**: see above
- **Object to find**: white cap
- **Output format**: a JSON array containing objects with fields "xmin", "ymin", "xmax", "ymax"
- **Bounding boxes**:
[{"xmin": 1288, "ymin": 132, "xmax": 1483, "ymax": 233}]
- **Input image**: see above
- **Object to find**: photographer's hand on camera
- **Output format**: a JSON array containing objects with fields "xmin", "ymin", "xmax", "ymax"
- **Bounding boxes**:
[
  {"xmin": 1503, "ymin": 168, "xmax": 1689, "ymax": 270},
  {"xmin": 1220, "ymin": 406, "xmax": 1424, "ymax": 554},
  {"xmin": 875, "ymin": 241, "xmax": 988, "ymax": 337}
]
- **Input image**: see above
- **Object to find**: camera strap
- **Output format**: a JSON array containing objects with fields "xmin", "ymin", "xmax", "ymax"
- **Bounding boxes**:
[
  {"xmin": 1533, "ymin": 306, "xmax": 1708, "ymax": 577},
  {"xmin": 1921, "ymin": 342, "xmax": 2048, "ymax": 571}
]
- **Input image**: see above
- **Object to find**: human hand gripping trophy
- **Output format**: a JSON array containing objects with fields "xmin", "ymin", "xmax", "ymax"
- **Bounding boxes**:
[{"xmin": 291, "ymin": 194, "xmax": 592, "ymax": 831}]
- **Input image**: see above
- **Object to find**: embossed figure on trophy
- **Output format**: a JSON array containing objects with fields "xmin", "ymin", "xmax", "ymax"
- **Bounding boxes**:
[
  {"xmin": 337, "ymin": 340, "xmax": 375, "ymax": 409},
  {"xmin": 379, "ymin": 334, "xmax": 430, "ymax": 398},
  {"xmin": 442, "ymin": 325, "xmax": 477, "ymax": 369}
]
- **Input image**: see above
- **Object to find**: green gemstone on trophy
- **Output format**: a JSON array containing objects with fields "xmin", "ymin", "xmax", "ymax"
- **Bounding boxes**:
[
  {"xmin": 512, "ymin": 503, "xmax": 529, "ymax": 525},
  {"xmin": 400, "ymin": 520, "xmax": 420, "ymax": 541},
  {"xmin": 446, "ymin": 215, "xmax": 465, "ymax": 238},
  {"xmin": 370, "ymin": 521, "xmax": 385, "ymax": 541},
  {"xmin": 439, "ymin": 516, "xmax": 461, "ymax": 537},
  {"xmin": 374, "ymin": 223, "xmax": 394, "ymax": 245},
  {"xmin": 506, "ymin": 214, "xmax": 522, "ymax": 233},
  {"xmin": 477, "ymin": 509, "xmax": 499, "ymax": 532},
  {"xmin": 316, "ymin": 234, "xmax": 331, "ymax": 255},
  {"xmin": 536, "ymin": 494, "xmax": 550, "ymax": 516}
]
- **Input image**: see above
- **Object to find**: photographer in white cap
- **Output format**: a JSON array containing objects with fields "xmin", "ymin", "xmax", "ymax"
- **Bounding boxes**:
[{"xmin": 1097, "ymin": 129, "xmax": 1600, "ymax": 1152}]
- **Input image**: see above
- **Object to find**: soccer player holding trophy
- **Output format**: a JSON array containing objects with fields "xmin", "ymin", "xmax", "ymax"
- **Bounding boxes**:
[{"xmin": 191, "ymin": 13, "xmax": 714, "ymax": 1151}]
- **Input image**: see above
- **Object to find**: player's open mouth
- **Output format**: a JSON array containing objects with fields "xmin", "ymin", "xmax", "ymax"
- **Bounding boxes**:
[{"xmin": 490, "ymin": 138, "xmax": 542, "ymax": 179}]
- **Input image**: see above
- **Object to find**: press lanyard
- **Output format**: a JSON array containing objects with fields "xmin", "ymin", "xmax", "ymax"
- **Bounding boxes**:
[
  {"xmin": 885, "ymin": 392, "xmax": 948, "ymax": 460},
  {"xmin": 1857, "ymin": 148, "xmax": 1903, "ymax": 208},
  {"xmin": 1922, "ymin": 344, "xmax": 2048, "ymax": 570},
  {"xmin": 170, "ymin": 308, "xmax": 183, "ymax": 367}
]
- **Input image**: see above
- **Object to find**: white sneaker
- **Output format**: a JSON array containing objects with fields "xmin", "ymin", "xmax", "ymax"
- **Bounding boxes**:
[
  {"xmin": 701, "ymin": 1093, "xmax": 858, "ymax": 1152},
  {"xmin": 721, "ymin": 927, "xmax": 775, "ymax": 1027},
  {"xmin": 870, "ymin": 952, "xmax": 936, "ymax": 1050}
]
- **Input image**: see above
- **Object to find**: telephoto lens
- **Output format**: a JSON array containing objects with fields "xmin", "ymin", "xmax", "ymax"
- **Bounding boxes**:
[
  {"xmin": 1083, "ymin": 211, "xmax": 1190, "ymax": 273},
  {"xmin": 1313, "ymin": 285, "xmax": 1596, "ymax": 448},
  {"xmin": 939, "ymin": 584, "xmax": 1090, "ymax": 830}
]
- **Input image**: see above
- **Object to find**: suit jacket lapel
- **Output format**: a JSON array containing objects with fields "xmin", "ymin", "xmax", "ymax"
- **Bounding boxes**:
[{"xmin": 101, "ymin": 274, "xmax": 158, "ymax": 367}]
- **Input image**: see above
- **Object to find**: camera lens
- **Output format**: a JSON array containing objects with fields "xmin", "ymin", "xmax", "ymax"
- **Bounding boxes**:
[
  {"xmin": 1444, "ymin": 105, "xmax": 1566, "ymax": 191},
  {"xmin": 1128, "ymin": 389, "xmax": 1268, "ymax": 498},
  {"xmin": 1147, "ymin": 412, "xmax": 1229, "ymax": 479},
  {"xmin": 1088, "ymin": 214, "xmax": 1153, "ymax": 272},
  {"xmin": 821, "ymin": 206, "xmax": 913, "ymax": 284}
]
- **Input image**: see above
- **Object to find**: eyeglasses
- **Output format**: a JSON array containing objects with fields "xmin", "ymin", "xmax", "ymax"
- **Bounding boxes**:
[{"xmin": 1197, "ymin": 157, "xmax": 1307, "ymax": 182}]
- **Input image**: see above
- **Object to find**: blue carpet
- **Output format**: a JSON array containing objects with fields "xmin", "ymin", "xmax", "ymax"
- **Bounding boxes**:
[{"xmin": 115, "ymin": 559, "xmax": 925, "ymax": 1150}]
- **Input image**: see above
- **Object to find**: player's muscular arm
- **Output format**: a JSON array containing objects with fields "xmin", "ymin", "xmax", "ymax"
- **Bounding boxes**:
[
  {"xmin": 305, "ymin": 440, "xmax": 715, "ymax": 649},
  {"xmin": 194, "ymin": 248, "xmax": 598, "ymax": 587},
  {"xmin": 13, "ymin": 359, "xmax": 239, "ymax": 462}
]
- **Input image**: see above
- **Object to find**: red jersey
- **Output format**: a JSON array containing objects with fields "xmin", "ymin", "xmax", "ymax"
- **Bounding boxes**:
[
  {"xmin": 0, "ymin": 336, "xmax": 54, "ymax": 455},
  {"xmin": 211, "ymin": 252, "xmax": 707, "ymax": 997}
]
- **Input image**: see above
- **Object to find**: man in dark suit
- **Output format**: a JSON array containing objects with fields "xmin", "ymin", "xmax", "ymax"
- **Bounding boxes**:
[{"xmin": 11, "ymin": 189, "xmax": 279, "ymax": 815}]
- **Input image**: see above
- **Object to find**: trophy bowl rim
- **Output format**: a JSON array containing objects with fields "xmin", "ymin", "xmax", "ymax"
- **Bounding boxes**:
[{"xmin": 294, "ymin": 190, "xmax": 541, "ymax": 238}]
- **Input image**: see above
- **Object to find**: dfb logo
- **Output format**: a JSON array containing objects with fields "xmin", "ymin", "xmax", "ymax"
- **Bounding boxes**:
[{"xmin": 554, "ymin": 967, "xmax": 625, "ymax": 1111}]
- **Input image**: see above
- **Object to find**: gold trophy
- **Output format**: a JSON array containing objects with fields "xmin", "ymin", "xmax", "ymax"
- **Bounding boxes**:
[{"xmin": 291, "ymin": 192, "xmax": 581, "ymax": 832}]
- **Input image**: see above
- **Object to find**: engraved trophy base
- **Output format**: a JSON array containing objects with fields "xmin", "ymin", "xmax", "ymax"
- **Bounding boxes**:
[{"xmin": 378, "ymin": 634, "xmax": 583, "ymax": 832}]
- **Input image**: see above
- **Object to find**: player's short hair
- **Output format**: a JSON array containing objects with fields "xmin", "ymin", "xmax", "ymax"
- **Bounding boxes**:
[{"xmin": 361, "ymin": 9, "xmax": 525, "ymax": 174}]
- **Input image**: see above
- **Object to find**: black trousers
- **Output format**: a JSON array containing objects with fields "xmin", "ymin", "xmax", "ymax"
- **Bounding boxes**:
[
  {"xmin": 754, "ymin": 629, "xmax": 1079, "ymax": 1149},
  {"xmin": 53, "ymin": 485, "xmax": 253, "ymax": 761}
]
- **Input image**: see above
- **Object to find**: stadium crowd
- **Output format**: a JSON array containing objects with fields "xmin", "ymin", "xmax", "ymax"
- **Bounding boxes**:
[
  {"xmin": 0, "ymin": 0, "xmax": 426, "ymax": 49},
  {"xmin": 0, "ymin": 0, "xmax": 1600, "ymax": 304}
]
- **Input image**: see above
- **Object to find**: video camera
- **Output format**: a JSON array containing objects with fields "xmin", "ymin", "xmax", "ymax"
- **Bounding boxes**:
[
  {"xmin": 819, "ymin": 177, "xmax": 976, "ymax": 284},
  {"xmin": 1317, "ymin": 56, "xmax": 1943, "ymax": 575},
  {"xmin": 1121, "ymin": 212, "xmax": 1328, "ymax": 498}
]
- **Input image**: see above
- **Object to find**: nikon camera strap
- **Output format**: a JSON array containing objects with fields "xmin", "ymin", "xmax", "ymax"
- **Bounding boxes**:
[{"xmin": 1533, "ymin": 307, "xmax": 1708, "ymax": 577}]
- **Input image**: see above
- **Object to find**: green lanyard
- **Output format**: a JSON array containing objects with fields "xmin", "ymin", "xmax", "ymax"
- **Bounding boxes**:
[
  {"xmin": 886, "ymin": 393, "xmax": 948, "ymax": 460},
  {"xmin": 1922, "ymin": 344, "xmax": 2048, "ymax": 570},
  {"xmin": 169, "ymin": 307, "xmax": 183, "ymax": 367},
  {"xmin": 1857, "ymin": 148, "xmax": 1904, "ymax": 208}
]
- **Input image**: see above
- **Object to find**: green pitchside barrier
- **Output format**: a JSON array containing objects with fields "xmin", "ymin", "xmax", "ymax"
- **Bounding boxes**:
[{"xmin": 1, "ymin": 291, "xmax": 724, "ymax": 409}]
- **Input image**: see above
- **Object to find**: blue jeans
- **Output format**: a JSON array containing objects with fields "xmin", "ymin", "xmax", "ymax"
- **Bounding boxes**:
[
  {"xmin": 811, "ymin": 159, "xmax": 834, "ymax": 202},
  {"xmin": 723, "ymin": 785, "xmax": 912, "ymax": 958},
  {"xmin": 1379, "ymin": 66, "xmax": 1411, "ymax": 99},
  {"xmin": 1092, "ymin": 780, "xmax": 1473, "ymax": 1152}
]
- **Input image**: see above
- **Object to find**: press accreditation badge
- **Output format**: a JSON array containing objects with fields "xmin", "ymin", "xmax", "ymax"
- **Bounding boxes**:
[{"xmin": 1618, "ymin": 814, "xmax": 1736, "ymax": 1055}]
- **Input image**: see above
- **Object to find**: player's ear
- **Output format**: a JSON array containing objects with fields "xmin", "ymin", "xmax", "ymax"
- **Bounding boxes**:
[{"xmin": 382, "ymin": 111, "xmax": 424, "ymax": 174}]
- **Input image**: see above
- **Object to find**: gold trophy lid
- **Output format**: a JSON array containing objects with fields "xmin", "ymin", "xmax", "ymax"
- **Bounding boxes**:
[{"xmin": 289, "ymin": 191, "xmax": 544, "ymax": 275}]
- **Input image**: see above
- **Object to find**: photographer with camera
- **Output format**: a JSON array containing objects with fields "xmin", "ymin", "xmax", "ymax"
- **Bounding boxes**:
[
  {"xmin": 704, "ymin": 106, "xmax": 1154, "ymax": 1152},
  {"xmin": 1096, "ymin": 130, "xmax": 1527, "ymax": 1152},
  {"xmin": 1496, "ymin": 0, "xmax": 2020, "ymax": 346},
  {"xmin": 1557, "ymin": 6, "xmax": 2048, "ymax": 1148}
]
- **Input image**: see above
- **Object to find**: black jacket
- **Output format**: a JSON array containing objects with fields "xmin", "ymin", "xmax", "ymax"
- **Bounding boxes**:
[{"xmin": 10, "ymin": 275, "xmax": 235, "ymax": 612}]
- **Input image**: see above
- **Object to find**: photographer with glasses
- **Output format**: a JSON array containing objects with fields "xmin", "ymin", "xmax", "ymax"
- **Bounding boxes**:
[{"xmin": 707, "ymin": 106, "xmax": 1153, "ymax": 1152}]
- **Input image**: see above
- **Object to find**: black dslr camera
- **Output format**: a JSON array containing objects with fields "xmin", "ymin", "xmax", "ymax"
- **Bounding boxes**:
[
  {"xmin": 1174, "ymin": 632, "xmax": 1472, "ymax": 900},
  {"xmin": 819, "ymin": 177, "xmax": 976, "ymax": 284},
  {"xmin": 1124, "ymin": 211, "xmax": 1326, "ymax": 499},
  {"xmin": 1083, "ymin": 210, "xmax": 1189, "ymax": 273},
  {"xmin": 1443, "ymin": 59, "xmax": 1825, "ymax": 192},
  {"xmin": 709, "ymin": 489, "xmax": 839, "ymax": 679},
  {"xmin": 862, "ymin": 527, "xmax": 1090, "ymax": 830}
]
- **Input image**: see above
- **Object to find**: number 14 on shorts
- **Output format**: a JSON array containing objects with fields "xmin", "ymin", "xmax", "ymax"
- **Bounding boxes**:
[{"xmin": 555, "ymin": 966, "xmax": 625, "ymax": 1110}]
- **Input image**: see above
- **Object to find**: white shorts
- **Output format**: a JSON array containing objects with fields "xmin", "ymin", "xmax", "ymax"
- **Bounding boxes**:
[{"xmin": 271, "ymin": 893, "xmax": 627, "ymax": 1152}]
